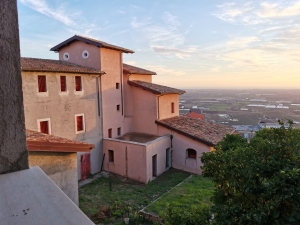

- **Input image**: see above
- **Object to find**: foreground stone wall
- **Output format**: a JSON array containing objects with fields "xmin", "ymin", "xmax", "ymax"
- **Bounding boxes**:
[{"xmin": 28, "ymin": 152, "xmax": 79, "ymax": 205}]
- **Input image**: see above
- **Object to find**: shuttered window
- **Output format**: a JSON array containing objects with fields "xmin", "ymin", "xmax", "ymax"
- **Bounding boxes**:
[
  {"xmin": 117, "ymin": 127, "xmax": 121, "ymax": 136},
  {"xmin": 60, "ymin": 76, "xmax": 66, "ymax": 92},
  {"xmin": 40, "ymin": 121, "xmax": 49, "ymax": 134},
  {"xmin": 108, "ymin": 128, "xmax": 112, "ymax": 138},
  {"xmin": 171, "ymin": 102, "xmax": 175, "ymax": 113},
  {"xmin": 76, "ymin": 115, "xmax": 84, "ymax": 131},
  {"xmin": 38, "ymin": 75, "xmax": 46, "ymax": 92},
  {"xmin": 75, "ymin": 76, "xmax": 82, "ymax": 91}
]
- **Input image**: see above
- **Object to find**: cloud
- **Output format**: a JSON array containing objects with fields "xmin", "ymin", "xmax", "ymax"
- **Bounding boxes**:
[
  {"xmin": 226, "ymin": 36, "xmax": 261, "ymax": 48},
  {"xmin": 258, "ymin": 2, "xmax": 300, "ymax": 18},
  {"xmin": 214, "ymin": 2, "xmax": 261, "ymax": 25},
  {"xmin": 209, "ymin": 67, "xmax": 220, "ymax": 73},
  {"xmin": 20, "ymin": 0, "xmax": 97, "ymax": 34},
  {"xmin": 146, "ymin": 65, "xmax": 186, "ymax": 77},
  {"xmin": 131, "ymin": 12, "xmax": 196, "ymax": 59},
  {"xmin": 20, "ymin": 0, "xmax": 75, "ymax": 26}
]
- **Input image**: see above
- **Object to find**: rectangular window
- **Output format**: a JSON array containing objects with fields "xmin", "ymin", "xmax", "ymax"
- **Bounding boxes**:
[
  {"xmin": 40, "ymin": 121, "xmax": 49, "ymax": 134},
  {"xmin": 116, "ymin": 83, "xmax": 120, "ymax": 89},
  {"xmin": 117, "ymin": 104, "xmax": 120, "ymax": 111},
  {"xmin": 117, "ymin": 127, "xmax": 121, "ymax": 136},
  {"xmin": 108, "ymin": 128, "xmax": 112, "ymax": 138},
  {"xmin": 75, "ymin": 76, "xmax": 82, "ymax": 91},
  {"xmin": 75, "ymin": 114, "xmax": 85, "ymax": 134},
  {"xmin": 38, "ymin": 75, "xmax": 47, "ymax": 92},
  {"xmin": 60, "ymin": 76, "xmax": 66, "ymax": 92},
  {"xmin": 37, "ymin": 118, "xmax": 51, "ymax": 134},
  {"xmin": 171, "ymin": 102, "xmax": 175, "ymax": 113},
  {"xmin": 109, "ymin": 150, "xmax": 114, "ymax": 163}
]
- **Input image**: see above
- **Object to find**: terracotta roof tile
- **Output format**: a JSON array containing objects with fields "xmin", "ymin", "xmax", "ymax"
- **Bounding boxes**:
[
  {"xmin": 26, "ymin": 129, "xmax": 94, "ymax": 152},
  {"xmin": 21, "ymin": 57, "xmax": 104, "ymax": 74},
  {"xmin": 185, "ymin": 112, "xmax": 205, "ymax": 120},
  {"xmin": 50, "ymin": 35, "xmax": 134, "ymax": 53},
  {"xmin": 123, "ymin": 63, "xmax": 156, "ymax": 75},
  {"xmin": 156, "ymin": 116, "xmax": 235, "ymax": 146},
  {"xmin": 128, "ymin": 80, "xmax": 185, "ymax": 95}
]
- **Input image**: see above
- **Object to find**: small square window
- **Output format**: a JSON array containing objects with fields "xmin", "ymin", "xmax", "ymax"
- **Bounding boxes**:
[
  {"xmin": 38, "ymin": 75, "xmax": 47, "ymax": 92},
  {"xmin": 60, "ymin": 76, "xmax": 67, "ymax": 92},
  {"xmin": 117, "ymin": 127, "xmax": 121, "ymax": 136},
  {"xmin": 116, "ymin": 83, "xmax": 120, "ymax": 89},
  {"xmin": 109, "ymin": 150, "xmax": 114, "ymax": 163},
  {"xmin": 117, "ymin": 104, "xmax": 120, "ymax": 111},
  {"xmin": 75, "ymin": 114, "xmax": 85, "ymax": 134},
  {"xmin": 37, "ymin": 118, "xmax": 51, "ymax": 134},
  {"xmin": 171, "ymin": 102, "xmax": 175, "ymax": 113},
  {"xmin": 108, "ymin": 128, "xmax": 112, "ymax": 138},
  {"xmin": 75, "ymin": 76, "xmax": 82, "ymax": 91}
]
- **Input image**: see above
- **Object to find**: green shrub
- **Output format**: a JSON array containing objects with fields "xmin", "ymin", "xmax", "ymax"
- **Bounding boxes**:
[{"xmin": 161, "ymin": 204, "xmax": 211, "ymax": 225}]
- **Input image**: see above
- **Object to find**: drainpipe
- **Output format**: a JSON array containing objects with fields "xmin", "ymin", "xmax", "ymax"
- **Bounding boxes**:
[
  {"xmin": 99, "ymin": 73, "xmax": 105, "ymax": 172},
  {"xmin": 170, "ymin": 134, "xmax": 173, "ymax": 167}
]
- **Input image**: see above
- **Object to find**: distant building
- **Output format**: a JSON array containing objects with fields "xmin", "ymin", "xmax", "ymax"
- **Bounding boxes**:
[{"xmin": 185, "ymin": 111, "xmax": 205, "ymax": 120}]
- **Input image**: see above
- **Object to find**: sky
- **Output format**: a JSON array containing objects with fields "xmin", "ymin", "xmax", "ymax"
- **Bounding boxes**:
[{"xmin": 18, "ymin": 0, "xmax": 300, "ymax": 89}]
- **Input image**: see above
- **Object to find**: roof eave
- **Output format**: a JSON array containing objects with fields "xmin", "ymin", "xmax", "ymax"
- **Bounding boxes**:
[
  {"xmin": 50, "ymin": 35, "xmax": 134, "ymax": 54},
  {"xmin": 21, "ymin": 69, "xmax": 105, "ymax": 75},
  {"xmin": 27, "ymin": 141, "xmax": 94, "ymax": 153}
]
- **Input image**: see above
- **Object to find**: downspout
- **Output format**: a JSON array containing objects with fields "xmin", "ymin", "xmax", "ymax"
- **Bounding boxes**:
[{"xmin": 99, "ymin": 73, "xmax": 105, "ymax": 172}]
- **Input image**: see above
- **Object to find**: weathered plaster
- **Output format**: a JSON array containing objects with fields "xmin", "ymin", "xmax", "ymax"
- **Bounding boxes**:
[
  {"xmin": 22, "ymin": 71, "xmax": 102, "ymax": 176},
  {"xmin": 28, "ymin": 152, "xmax": 79, "ymax": 205}
]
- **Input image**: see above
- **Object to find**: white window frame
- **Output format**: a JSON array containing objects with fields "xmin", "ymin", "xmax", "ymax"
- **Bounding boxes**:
[
  {"xmin": 75, "ymin": 113, "xmax": 85, "ymax": 134},
  {"xmin": 37, "ymin": 118, "xmax": 51, "ymax": 134}
]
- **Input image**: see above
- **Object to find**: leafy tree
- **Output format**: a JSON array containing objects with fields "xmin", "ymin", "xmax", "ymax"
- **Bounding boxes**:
[{"xmin": 201, "ymin": 120, "xmax": 300, "ymax": 225}]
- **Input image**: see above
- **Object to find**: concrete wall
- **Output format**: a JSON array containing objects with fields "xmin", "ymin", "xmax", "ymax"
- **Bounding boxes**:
[
  {"xmin": 58, "ymin": 41, "xmax": 101, "ymax": 70},
  {"xmin": 145, "ymin": 135, "xmax": 171, "ymax": 182},
  {"xmin": 158, "ymin": 94, "xmax": 179, "ymax": 120},
  {"xmin": 0, "ymin": 0, "xmax": 28, "ymax": 174},
  {"xmin": 157, "ymin": 125, "xmax": 212, "ymax": 174},
  {"xmin": 22, "ymin": 71, "xmax": 102, "ymax": 176},
  {"xmin": 100, "ymin": 48, "xmax": 124, "ymax": 138},
  {"xmin": 28, "ymin": 152, "xmax": 79, "ymax": 205},
  {"xmin": 103, "ymin": 139, "xmax": 147, "ymax": 183},
  {"xmin": 103, "ymin": 135, "xmax": 170, "ymax": 183}
]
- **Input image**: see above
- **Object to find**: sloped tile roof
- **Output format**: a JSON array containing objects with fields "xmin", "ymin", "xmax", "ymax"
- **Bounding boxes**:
[
  {"xmin": 50, "ymin": 35, "xmax": 134, "ymax": 53},
  {"xmin": 21, "ymin": 57, "xmax": 104, "ymax": 74},
  {"xmin": 128, "ymin": 80, "xmax": 186, "ymax": 95},
  {"xmin": 123, "ymin": 63, "xmax": 156, "ymax": 75},
  {"xmin": 26, "ymin": 129, "xmax": 94, "ymax": 152},
  {"xmin": 156, "ymin": 116, "xmax": 235, "ymax": 146},
  {"xmin": 185, "ymin": 112, "xmax": 205, "ymax": 120}
]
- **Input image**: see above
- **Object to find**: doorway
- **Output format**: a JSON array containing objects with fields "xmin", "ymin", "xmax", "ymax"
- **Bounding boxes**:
[
  {"xmin": 166, "ymin": 148, "xmax": 171, "ymax": 169},
  {"xmin": 152, "ymin": 154, "xmax": 157, "ymax": 177}
]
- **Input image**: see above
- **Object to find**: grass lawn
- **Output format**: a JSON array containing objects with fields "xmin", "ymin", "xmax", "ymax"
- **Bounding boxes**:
[
  {"xmin": 144, "ymin": 175, "xmax": 214, "ymax": 216},
  {"xmin": 79, "ymin": 168, "xmax": 191, "ymax": 224}
]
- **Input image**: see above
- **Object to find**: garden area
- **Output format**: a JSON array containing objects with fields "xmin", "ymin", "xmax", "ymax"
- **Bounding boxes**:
[{"xmin": 79, "ymin": 169, "xmax": 214, "ymax": 224}]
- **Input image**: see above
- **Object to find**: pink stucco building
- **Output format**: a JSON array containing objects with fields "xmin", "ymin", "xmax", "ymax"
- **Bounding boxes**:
[{"xmin": 21, "ymin": 35, "xmax": 235, "ymax": 183}]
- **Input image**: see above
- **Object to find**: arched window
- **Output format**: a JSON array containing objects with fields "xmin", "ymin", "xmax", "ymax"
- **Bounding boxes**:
[{"xmin": 187, "ymin": 148, "xmax": 197, "ymax": 159}]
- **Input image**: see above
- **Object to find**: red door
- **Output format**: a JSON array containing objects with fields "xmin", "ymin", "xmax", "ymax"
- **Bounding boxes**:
[{"xmin": 81, "ymin": 153, "xmax": 91, "ymax": 180}]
